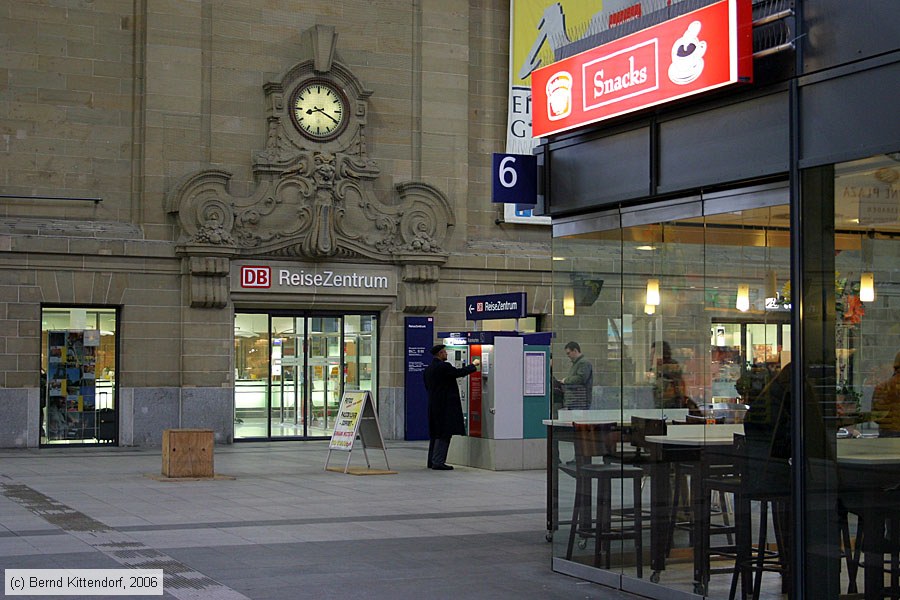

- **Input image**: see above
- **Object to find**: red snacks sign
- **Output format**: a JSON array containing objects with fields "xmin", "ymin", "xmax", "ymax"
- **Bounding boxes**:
[{"xmin": 532, "ymin": 0, "xmax": 752, "ymax": 138}]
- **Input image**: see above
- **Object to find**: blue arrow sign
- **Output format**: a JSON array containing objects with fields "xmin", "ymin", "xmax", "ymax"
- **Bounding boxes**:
[{"xmin": 465, "ymin": 292, "xmax": 527, "ymax": 321}]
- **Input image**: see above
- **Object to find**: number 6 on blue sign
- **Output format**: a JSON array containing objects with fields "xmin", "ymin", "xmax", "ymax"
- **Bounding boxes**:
[
  {"xmin": 492, "ymin": 152, "xmax": 536, "ymax": 205},
  {"xmin": 499, "ymin": 156, "xmax": 518, "ymax": 188}
]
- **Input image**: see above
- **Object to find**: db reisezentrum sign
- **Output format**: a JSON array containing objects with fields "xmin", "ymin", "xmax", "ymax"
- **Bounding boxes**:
[{"xmin": 531, "ymin": 0, "xmax": 752, "ymax": 138}]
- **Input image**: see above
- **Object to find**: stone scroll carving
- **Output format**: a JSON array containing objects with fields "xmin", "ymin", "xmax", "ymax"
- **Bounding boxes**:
[
  {"xmin": 165, "ymin": 26, "xmax": 454, "ymax": 311},
  {"xmin": 166, "ymin": 153, "xmax": 454, "ymax": 263}
]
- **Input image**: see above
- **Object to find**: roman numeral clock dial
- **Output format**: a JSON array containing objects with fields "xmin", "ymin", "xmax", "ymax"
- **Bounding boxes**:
[{"xmin": 290, "ymin": 80, "xmax": 348, "ymax": 141}]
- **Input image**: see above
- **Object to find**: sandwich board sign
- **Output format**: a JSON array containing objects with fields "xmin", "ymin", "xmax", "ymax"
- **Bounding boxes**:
[{"xmin": 325, "ymin": 390, "xmax": 392, "ymax": 474}]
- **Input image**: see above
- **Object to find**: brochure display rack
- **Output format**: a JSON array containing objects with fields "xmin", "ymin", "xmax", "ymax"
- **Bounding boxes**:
[{"xmin": 46, "ymin": 330, "xmax": 99, "ymax": 441}]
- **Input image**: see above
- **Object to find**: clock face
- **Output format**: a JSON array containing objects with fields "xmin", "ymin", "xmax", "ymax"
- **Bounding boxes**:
[{"xmin": 290, "ymin": 81, "xmax": 347, "ymax": 141}]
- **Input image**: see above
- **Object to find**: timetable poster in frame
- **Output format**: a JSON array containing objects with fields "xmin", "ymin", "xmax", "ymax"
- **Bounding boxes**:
[{"xmin": 47, "ymin": 330, "xmax": 98, "ymax": 441}]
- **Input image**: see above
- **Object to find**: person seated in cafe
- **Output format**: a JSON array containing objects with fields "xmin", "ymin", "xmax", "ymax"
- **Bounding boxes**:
[
  {"xmin": 649, "ymin": 341, "xmax": 700, "ymax": 415},
  {"xmin": 553, "ymin": 341, "xmax": 593, "ymax": 410},
  {"xmin": 873, "ymin": 350, "xmax": 900, "ymax": 437},
  {"xmin": 744, "ymin": 363, "xmax": 791, "ymax": 460}
]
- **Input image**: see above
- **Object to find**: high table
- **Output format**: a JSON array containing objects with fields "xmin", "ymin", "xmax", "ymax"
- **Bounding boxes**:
[
  {"xmin": 544, "ymin": 418, "xmax": 737, "ymax": 588},
  {"xmin": 543, "ymin": 419, "xmax": 617, "ymax": 540},
  {"xmin": 641, "ymin": 425, "xmax": 743, "ymax": 592},
  {"xmin": 547, "ymin": 422, "xmax": 900, "ymax": 595},
  {"xmin": 543, "ymin": 411, "xmax": 690, "ymax": 539},
  {"xmin": 836, "ymin": 437, "xmax": 900, "ymax": 597}
]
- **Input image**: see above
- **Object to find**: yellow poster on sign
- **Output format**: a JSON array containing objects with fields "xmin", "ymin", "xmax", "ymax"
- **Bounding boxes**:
[{"xmin": 328, "ymin": 391, "xmax": 367, "ymax": 450}]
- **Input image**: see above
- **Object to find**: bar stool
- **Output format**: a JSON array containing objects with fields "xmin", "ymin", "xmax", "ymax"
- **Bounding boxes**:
[
  {"xmin": 842, "ymin": 489, "xmax": 900, "ymax": 599},
  {"xmin": 838, "ymin": 500, "xmax": 862, "ymax": 594},
  {"xmin": 621, "ymin": 415, "xmax": 667, "ymax": 503},
  {"xmin": 696, "ymin": 444, "xmax": 742, "ymax": 595},
  {"xmin": 727, "ymin": 434, "xmax": 792, "ymax": 600},
  {"xmin": 564, "ymin": 422, "xmax": 644, "ymax": 576}
]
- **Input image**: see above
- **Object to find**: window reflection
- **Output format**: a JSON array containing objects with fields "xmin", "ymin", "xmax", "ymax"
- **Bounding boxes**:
[
  {"xmin": 549, "ymin": 194, "xmax": 794, "ymax": 598},
  {"xmin": 831, "ymin": 153, "xmax": 900, "ymax": 599}
]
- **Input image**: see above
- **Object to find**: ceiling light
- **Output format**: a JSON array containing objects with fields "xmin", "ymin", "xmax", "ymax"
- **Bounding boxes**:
[
  {"xmin": 563, "ymin": 288, "xmax": 575, "ymax": 316},
  {"xmin": 646, "ymin": 279, "xmax": 660, "ymax": 306},
  {"xmin": 736, "ymin": 284, "xmax": 750, "ymax": 312},
  {"xmin": 860, "ymin": 272, "xmax": 875, "ymax": 302}
]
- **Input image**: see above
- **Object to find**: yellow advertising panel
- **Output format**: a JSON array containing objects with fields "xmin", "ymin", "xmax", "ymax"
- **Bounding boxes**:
[
  {"xmin": 328, "ymin": 390, "xmax": 367, "ymax": 450},
  {"xmin": 505, "ymin": 2, "xmax": 687, "ymax": 222},
  {"xmin": 506, "ymin": 1, "xmax": 600, "ymax": 223}
]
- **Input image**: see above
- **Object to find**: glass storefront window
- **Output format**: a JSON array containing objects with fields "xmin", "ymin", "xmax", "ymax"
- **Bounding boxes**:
[
  {"xmin": 40, "ymin": 307, "xmax": 117, "ymax": 446},
  {"xmin": 549, "ymin": 190, "xmax": 793, "ymax": 598},
  {"xmin": 234, "ymin": 312, "xmax": 378, "ymax": 440},
  {"xmin": 800, "ymin": 152, "xmax": 900, "ymax": 597}
]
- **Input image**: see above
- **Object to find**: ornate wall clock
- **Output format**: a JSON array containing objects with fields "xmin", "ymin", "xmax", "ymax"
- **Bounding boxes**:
[{"xmin": 289, "ymin": 79, "xmax": 348, "ymax": 141}]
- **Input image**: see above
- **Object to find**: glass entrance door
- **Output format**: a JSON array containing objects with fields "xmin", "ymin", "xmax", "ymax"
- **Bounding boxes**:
[
  {"xmin": 271, "ymin": 316, "xmax": 304, "ymax": 436},
  {"xmin": 307, "ymin": 316, "xmax": 341, "ymax": 435},
  {"xmin": 234, "ymin": 312, "xmax": 377, "ymax": 440}
]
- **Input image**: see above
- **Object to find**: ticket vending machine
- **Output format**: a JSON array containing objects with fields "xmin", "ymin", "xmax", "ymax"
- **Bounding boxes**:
[
  {"xmin": 439, "ymin": 331, "xmax": 551, "ymax": 469},
  {"xmin": 441, "ymin": 333, "xmax": 490, "ymax": 438},
  {"xmin": 441, "ymin": 338, "xmax": 472, "ymax": 432}
]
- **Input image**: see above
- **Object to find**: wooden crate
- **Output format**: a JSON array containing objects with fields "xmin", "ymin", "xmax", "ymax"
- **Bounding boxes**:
[{"xmin": 162, "ymin": 429, "xmax": 214, "ymax": 478}]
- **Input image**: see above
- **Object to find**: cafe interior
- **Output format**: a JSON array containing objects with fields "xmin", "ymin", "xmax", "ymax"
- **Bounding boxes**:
[{"xmin": 548, "ymin": 153, "xmax": 900, "ymax": 598}]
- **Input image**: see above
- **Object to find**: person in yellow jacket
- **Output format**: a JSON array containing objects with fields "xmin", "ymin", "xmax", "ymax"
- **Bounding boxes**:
[{"xmin": 873, "ymin": 351, "xmax": 900, "ymax": 436}]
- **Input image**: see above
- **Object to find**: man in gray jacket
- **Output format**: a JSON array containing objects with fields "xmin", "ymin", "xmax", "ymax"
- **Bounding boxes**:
[{"xmin": 557, "ymin": 341, "xmax": 593, "ymax": 410}]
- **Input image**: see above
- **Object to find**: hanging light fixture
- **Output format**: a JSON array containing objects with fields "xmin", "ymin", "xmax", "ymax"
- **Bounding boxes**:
[
  {"xmin": 736, "ymin": 284, "xmax": 750, "ymax": 312},
  {"xmin": 765, "ymin": 269, "xmax": 778, "ymax": 301},
  {"xmin": 861, "ymin": 232, "xmax": 875, "ymax": 303},
  {"xmin": 860, "ymin": 272, "xmax": 875, "ymax": 302},
  {"xmin": 563, "ymin": 288, "xmax": 576, "ymax": 316},
  {"xmin": 644, "ymin": 303, "xmax": 656, "ymax": 315},
  {"xmin": 646, "ymin": 278, "xmax": 660, "ymax": 306}
]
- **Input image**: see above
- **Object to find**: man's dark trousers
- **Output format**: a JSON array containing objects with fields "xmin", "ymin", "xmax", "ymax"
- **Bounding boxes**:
[{"xmin": 430, "ymin": 436, "xmax": 451, "ymax": 468}]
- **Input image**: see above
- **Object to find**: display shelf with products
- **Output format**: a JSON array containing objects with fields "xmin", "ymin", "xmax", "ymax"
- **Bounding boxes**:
[{"xmin": 709, "ymin": 320, "xmax": 790, "ymax": 402}]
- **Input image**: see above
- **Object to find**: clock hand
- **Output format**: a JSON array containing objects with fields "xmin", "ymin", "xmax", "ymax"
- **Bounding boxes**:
[{"xmin": 305, "ymin": 106, "xmax": 339, "ymax": 125}]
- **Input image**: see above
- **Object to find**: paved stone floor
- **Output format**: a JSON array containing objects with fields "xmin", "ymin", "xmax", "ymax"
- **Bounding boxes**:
[{"xmin": 0, "ymin": 441, "xmax": 638, "ymax": 599}]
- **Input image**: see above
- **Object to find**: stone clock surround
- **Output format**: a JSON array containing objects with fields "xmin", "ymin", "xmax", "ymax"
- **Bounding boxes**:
[{"xmin": 166, "ymin": 25, "xmax": 455, "ymax": 315}]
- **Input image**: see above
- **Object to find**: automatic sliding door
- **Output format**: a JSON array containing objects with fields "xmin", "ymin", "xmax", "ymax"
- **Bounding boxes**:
[
  {"xmin": 308, "ymin": 316, "xmax": 342, "ymax": 436},
  {"xmin": 235, "ymin": 311, "xmax": 377, "ymax": 440},
  {"xmin": 271, "ymin": 317, "xmax": 306, "ymax": 438}
]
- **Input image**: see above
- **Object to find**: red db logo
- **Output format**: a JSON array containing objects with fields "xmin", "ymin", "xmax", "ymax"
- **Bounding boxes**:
[{"xmin": 241, "ymin": 266, "xmax": 270, "ymax": 288}]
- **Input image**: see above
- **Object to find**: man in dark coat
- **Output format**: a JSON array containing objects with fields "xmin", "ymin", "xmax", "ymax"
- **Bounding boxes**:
[{"xmin": 423, "ymin": 344, "xmax": 480, "ymax": 470}]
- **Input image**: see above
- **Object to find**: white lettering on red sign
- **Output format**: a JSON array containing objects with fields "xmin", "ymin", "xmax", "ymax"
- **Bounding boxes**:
[
  {"xmin": 530, "ymin": 0, "xmax": 752, "ymax": 138},
  {"xmin": 277, "ymin": 269, "xmax": 388, "ymax": 289},
  {"xmin": 241, "ymin": 266, "xmax": 270, "ymax": 288},
  {"xmin": 583, "ymin": 39, "xmax": 658, "ymax": 110}
]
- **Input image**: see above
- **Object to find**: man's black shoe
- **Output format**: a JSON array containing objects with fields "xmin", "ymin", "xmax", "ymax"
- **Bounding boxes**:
[{"xmin": 432, "ymin": 464, "xmax": 454, "ymax": 470}]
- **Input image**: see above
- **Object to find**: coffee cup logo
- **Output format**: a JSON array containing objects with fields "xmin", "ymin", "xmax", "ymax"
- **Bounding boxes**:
[
  {"xmin": 668, "ymin": 21, "xmax": 707, "ymax": 85},
  {"xmin": 546, "ymin": 71, "xmax": 572, "ymax": 120}
]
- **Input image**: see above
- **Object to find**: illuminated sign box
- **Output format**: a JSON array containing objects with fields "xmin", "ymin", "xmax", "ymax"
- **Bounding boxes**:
[{"xmin": 532, "ymin": 0, "xmax": 752, "ymax": 138}]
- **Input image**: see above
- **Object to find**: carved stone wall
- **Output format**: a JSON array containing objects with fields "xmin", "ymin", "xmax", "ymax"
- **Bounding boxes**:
[{"xmin": 166, "ymin": 26, "xmax": 454, "ymax": 312}]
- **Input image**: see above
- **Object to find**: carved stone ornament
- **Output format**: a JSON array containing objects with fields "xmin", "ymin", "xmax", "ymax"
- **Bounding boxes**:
[{"xmin": 166, "ymin": 25, "xmax": 453, "ymax": 311}]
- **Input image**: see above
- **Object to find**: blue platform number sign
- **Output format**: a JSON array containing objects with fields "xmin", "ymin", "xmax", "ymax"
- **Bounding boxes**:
[{"xmin": 492, "ymin": 153, "xmax": 536, "ymax": 205}]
